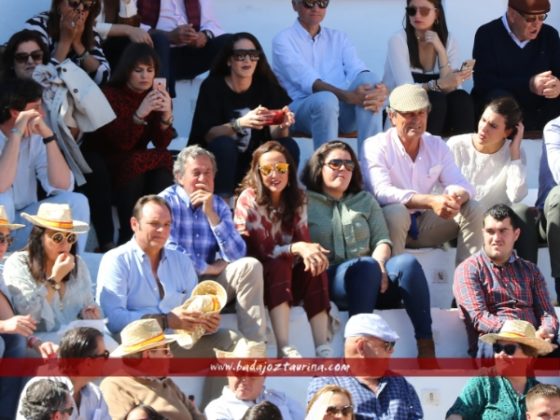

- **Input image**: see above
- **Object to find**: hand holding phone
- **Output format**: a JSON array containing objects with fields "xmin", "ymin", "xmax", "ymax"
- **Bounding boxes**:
[
  {"xmin": 263, "ymin": 109, "xmax": 285, "ymax": 126},
  {"xmin": 153, "ymin": 77, "xmax": 167, "ymax": 92},
  {"xmin": 460, "ymin": 59, "xmax": 476, "ymax": 73}
]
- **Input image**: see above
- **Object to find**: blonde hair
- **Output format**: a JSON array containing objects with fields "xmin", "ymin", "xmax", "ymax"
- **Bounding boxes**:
[{"xmin": 306, "ymin": 384, "xmax": 355, "ymax": 420}]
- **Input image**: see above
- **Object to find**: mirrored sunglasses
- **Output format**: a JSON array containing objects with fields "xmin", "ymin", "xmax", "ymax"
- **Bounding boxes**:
[
  {"xmin": 67, "ymin": 0, "xmax": 95, "ymax": 11},
  {"xmin": 59, "ymin": 406, "xmax": 74, "ymax": 415},
  {"xmin": 513, "ymin": 8, "xmax": 547, "ymax": 23},
  {"xmin": 0, "ymin": 233, "xmax": 14, "ymax": 246},
  {"xmin": 405, "ymin": 6, "xmax": 436, "ymax": 17},
  {"xmin": 325, "ymin": 159, "xmax": 355, "ymax": 171},
  {"xmin": 14, "ymin": 50, "xmax": 44, "ymax": 64},
  {"xmin": 325, "ymin": 405, "xmax": 353, "ymax": 416},
  {"xmin": 231, "ymin": 49, "xmax": 261, "ymax": 62},
  {"xmin": 48, "ymin": 231, "xmax": 78, "ymax": 245},
  {"xmin": 493, "ymin": 343, "xmax": 519, "ymax": 356},
  {"xmin": 258, "ymin": 162, "xmax": 289, "ymax": 176},
  {"xmin": 90, "ymin": 349, "xmax": 110, "ymax": 359},
  {"xmin": 302, "ymin": 0, "xmax": 329, "ymax": 9}
]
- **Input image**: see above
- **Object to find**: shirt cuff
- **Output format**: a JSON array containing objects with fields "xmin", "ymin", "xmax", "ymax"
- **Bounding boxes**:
[{"xmin": 119, "ymin": 0, "xmax": 137, "ymax": 17}]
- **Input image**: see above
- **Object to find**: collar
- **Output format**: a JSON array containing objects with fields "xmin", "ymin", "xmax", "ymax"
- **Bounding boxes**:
[
  {"xmin": 481, "ymin": 248, "xmax": 518, "ymax": 267},
  {"xmin": 294, "ymin": 18, "xmax": 322, "ymax": 40},
  {"xmin": 175, "ymin": 184, "xmax": 201, "ymax": 212},
  {"xmin": 501, "ymin": 14, "xmax": 531, "ymax": 48},
  {"xmin": 130, "ymin": 236, "xmax": 167, "ymax": 262},
  {"xmin": 390, "ymin": 128, "xmax": 424, "ymax": 159}
]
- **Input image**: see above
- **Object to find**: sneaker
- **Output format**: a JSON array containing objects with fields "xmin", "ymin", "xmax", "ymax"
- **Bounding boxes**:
[
  {"xmin": 315, "ymin": 343, "xmax": 334, "ymax": 358},
  {"xmin": 280, "ymin": 345, "xmax": 302, "ymax": 358}
]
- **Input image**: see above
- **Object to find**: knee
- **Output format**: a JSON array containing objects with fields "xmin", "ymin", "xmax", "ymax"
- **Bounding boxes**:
[
  {"xmin": 390, "ymin": 253, "xmax": 423, "ymax": 275},
  {"xmin": 310, "ymin": 91, "xmax": 339, "ymax": 116},
  {"xmin": 344, "ymin": 257, "xmax": 382, "ymax": 283},
  {"xmin": 460, "ymin": 199, "xmax": 483, "ymax": 219},
  {"xmin": 383, "ymin": 203, "xmax": 411, "ymax": 228},
  {"xmin": 236, "ymin": 257, "xmax": 263, "ymax": 282}
]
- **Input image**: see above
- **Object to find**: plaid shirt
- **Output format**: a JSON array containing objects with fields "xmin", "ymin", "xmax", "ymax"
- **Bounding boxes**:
[
  {"xmin": 159, "ymin": 184, "xmax": 246, "ymax": 275},
  {"xmin": 454, "ymin": 250, "xmax": 558, "ymax": 339},
  {"xmin": 307, "ymin": 375, "xmax": 423, "ymax": 420}
]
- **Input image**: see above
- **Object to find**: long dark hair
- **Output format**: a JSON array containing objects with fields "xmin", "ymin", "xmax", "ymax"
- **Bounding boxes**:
[
  {"xmin": 301, "ymin": 140, "xmax": 363, "ymax": 195},
  {"xmin": 109, "ymin": 42, "xmax": 160, "ymax": 87},
  {"xmin": 47, "ymin": 0, "xmax": 102, "ymax": 51},
  {"xmin": 1, "ymin": 30, "xmax": 50, "ymax": 81},
  {"xmin": 404, "ymin": 0, "xmax": 449, "ymax": 69},
  {"xmin": 237, "ymin": 141, "xmax": 304, "ymax": 229}
]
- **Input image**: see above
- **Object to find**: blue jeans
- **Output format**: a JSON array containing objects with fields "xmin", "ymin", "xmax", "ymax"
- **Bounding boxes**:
[
  {"xmin": 289, "ymin": 71, "xmax": 383, "ymax": 151},
  {"xmin": 327, "ymin": 254, "xmax": 432, "ymax": 339},
  {"xmin": 0, "ymin": 333, "xmax": 27, "ymax": 420}
]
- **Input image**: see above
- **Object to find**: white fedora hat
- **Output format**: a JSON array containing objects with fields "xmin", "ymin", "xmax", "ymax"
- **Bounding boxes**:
[
  {"xmin": 111, "ymin": 319, "xmax": 176, "ymax": 357},
  {"xmin": 0, "ymin": 205, "xmax": 24, "ymax": 230},
  {"xmin": 21, "ymin": 203, "xmax": 89, "ymax": 234}
]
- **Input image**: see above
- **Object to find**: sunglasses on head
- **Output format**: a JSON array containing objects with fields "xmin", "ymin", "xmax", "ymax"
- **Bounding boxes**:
[
  {"xmin": 302, "ymin": 0, "xmax": 329, "ymax": 9},
  {"xmin": 58, "ymin": 406, "xmax": 74, "ymax": 416},
  {"xmin": 47, "ymin": 231, "xmax": 78, "ymax": 245},
  {"xmin": 513, "ymin": 8, "xmax": 547, "ymax": 23},
  {"xmin": 231, "ymin": 49, "xmax": 261, "ymax": 62},
  {"xmin": 493, "ymin": 342, "xmax": 519, "ymax": 356},
  {"xmin": 0, "ymin": 233, "xmax": 14, "ymax": 246},
  {"xmin": 325, "ymin": 159, "xmax": 355, "ymax": 171},
  {"xmin": 67, "ymin": 0, "xmax": 95, "ymax": 11},
  {"xmin": 405, "ymin": 6, "xmax": 436, "ymax": 17},
  {"xmin": 258, "ymin": 162, "xmax": 289, "ymax": 176},
  {"xmin": 90, "ymin": 349, "xmax": 110, "ymax": 359},
  {"xmin": 14, "ymin": 50, "xmax": 44, "ymax": 64},
  {"xmin": 325, "ymin": 405, "xmax": 353, "ymax": 416}
]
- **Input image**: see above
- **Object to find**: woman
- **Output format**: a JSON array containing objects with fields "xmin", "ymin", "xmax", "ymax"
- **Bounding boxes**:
[
  {"xmin": 234, "ymin": 141, "xmax": 332, "ymax": 358},
  {"xmin": 446, "ymin": 319, "xmax": 553, "ymax": 420},
  {"xmin": 1, "ymin": 29, "xmax": 49, "ymax": 81},
  {"xmin": 306, "ymin": 385, "xmax": 355, "ymax": 420},
  {"xmin": 25, "ymin": 0, "xmax": 110, "ymax": 85},
  {"xmin": 302, "ymin": 141, "xmax": 435, "ymax": 358},
  {"xmin": 241, "ymin": 401, "xmax": 283, "ymax": 420},
  {"xmin": 3, "ymin": 203, "xmax": 101, "ymax": 333},
  {"xmin": 125, "ymin": 404, "xmax": 168, "ymax": 420},
  {"xmin": 82, "ymin": 42, "xmax": 174, "ymax": 246},
  {"xmin": 383, "ymin": 0, "xmax": 474, "ymax": 136},
  {"xmin": 190, "ymin": 32, "xmax": 298, "ymax": 198}
]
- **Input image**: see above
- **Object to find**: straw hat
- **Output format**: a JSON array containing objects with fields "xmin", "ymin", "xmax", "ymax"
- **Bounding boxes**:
[
  {"xmin": 389, "ymin": 84, "xmax": 430, "ymax": 113},
  {"xmin": 214, "ymin": 338, "xmax": 267, "ymax": 359},
  {"xmin": 0, "ymin": 205, "xmax": 24, "ymax": 230},
  {"xmin": 480, "ymin": 319, "xmax": 554, "ymax": 356},
  {"xmin": 111, "ymin": 319, "xmax": 176, "ymax": 357},
  {"xmin": 21, "ymin": 203, "xmax": 89, "ymax": 234}
]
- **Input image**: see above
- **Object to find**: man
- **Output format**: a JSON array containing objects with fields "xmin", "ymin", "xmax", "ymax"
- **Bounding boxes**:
[
  {"xmin": 307, "ymin": 313, "xmax": 423, "ymax": 420},
  {"xmin": 272, "ymin": 0, "xmax": 387, "ymax": 150},
  {"xmin": 526, "ymin": 383, "xmax": 560, "ymax": 420},
  {"xmin": 361, "ymin": 83, "xmax": 483, "ymax": 265},
  {"xmin": 0, "ymin": 79, "xmax": 89, "ymax": 252},
  {"xmin": 454, "ymin": 203, "xmax": 559, "ymax": 357},
  {"xmin": 96, "ymin": 194, "xmax": 238, "ymax": 356},
  {"xmin": 472, "ymin": 0, "xmax": 560, "ymax": 130},
  {"xmin": 18, "ymin": 379, "xmax": 73, "ymax": 420},
  {"xmin": 137, "ymin": 0, "xmax": 229, "ymax": 97},
  {"xmin": 159, "ymin": 146, "xmax": 266, "ymax": 343}
]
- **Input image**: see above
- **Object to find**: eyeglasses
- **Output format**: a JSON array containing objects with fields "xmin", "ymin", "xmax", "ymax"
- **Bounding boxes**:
[
  {"xmin": 325, "ymin": 159, "xmax": 355, "ymax": 172},
  {"xmin": 14, "ymin": 50, "xmax": 44, "ymax": 64},
  {"xmin": 512, "ymin": 8, "xmax": 547, "ymax": 23},
  {"xmin": 302, "ymin": 0, "xmax": 329, "ymax": 8},
  {"xmin": 258, "ymin": 162, "xmax": 289, "ymax": 176},
  {"xmin": 67, "ymin": 0, "xmax": 95, "ymax": 11},
  {"xmin": 493, "ymin": 343, "xmax": 519, "ymax": 356},
  {"xmin": 0, "ymin": 233, "xmax": 14, "ymax": 246},
  {"xmin": 47, "ymin": 231, "xmax": 78, "ymax": 245},
  {"xmin": 231, "ymin": 49, "xmax": 261, "ymax": 62},
  {"xmin": 383, "ymin": 341, "xmax": 396, "ymax": 352},
  {"xmin": 58, "ymin": 406, "xmax": 74, "ymax": 416},
  {"xmin": 325, "ymin": 405, "xmax": 353, "ymax": 416},
  {"xmin": 90, "ymin": 349, "xmax": 110, "ymax": 359},
  {"xmin": 405, "ymin": 6, "xmax": 436, "ymax": 17},
  {"xmin": 149, "ymin": 345, "xmax": 172, "ymax": 356}
]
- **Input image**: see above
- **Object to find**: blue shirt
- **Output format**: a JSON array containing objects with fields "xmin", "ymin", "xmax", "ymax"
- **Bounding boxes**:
[
  {"xmin": 307, "ymin": 375, "xmax": 423, "ymax": 420},
  {"xmin": 96, "ymin": 238, "xmax": 198, "ymax": 333},
  {"xmin": 537, "ymin": 116, "xmax": 560, "ymax": 208},
  {"xmin": 159, "ymin": 184, "xmax": 246, "ymax": 275}
]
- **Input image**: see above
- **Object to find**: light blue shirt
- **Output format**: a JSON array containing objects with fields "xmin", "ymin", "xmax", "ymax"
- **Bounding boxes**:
[
  {"xmin": 96, "ymin": 238, "xmax": 197, "ymax": 333},
  {"xmin": 272, "ymin": 19, "xmax": 369, "ymax": 101}
]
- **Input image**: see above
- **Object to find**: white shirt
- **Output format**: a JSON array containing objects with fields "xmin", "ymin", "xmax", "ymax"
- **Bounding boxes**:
[
  {"xmin": 155, "ymin": 0, "xmax": 223, "ymax": 39},
  {"xmin": 501, "ymin": 14, "xmax": 531, "ymax": 49},
  {"xmin": 272, "ymin": 19, "xmax": 369, "ymax": 101},
  {"xmin": 95, "ymin": 0, "xmax": 139, "ymax": 40}
]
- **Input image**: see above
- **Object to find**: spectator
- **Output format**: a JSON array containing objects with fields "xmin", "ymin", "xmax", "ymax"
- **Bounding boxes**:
[
  {"xmin": 446, "ymin": 319, "xmax": 553, "ymax": 420},
  {"xmin": 526, "ymin": 383, "xmax": 560, "ymax": 420},
  {"xmin": 272, "ymin": 0, "xmax": 387, "ymax": 150},
  {"xmin": 125, "ymin": 404, "xmax": 168, "ymax": 420},
  {"xmin": 189, "ymin": 32, "xmax": 298, "ymax": 198},
  {"xmin": 18, "ymin": 379, "xmax": 73, "ymax": 420},
  {"xmin": 302, "ymin": 141, "xmax": 435, "ymax": 358},
  {"xmin": 160, "ymin": 146, "xmax": 266, "ymax": 343},
  {"xmin": 307, "ymin": 313, "xmax": 423, "ymax": 419},
  {"xmin": 241, "ymin": 401, "xmax": 283, "ymax": 420},
  {"xmin": 383, "ymin": 0, "xmax": 474, "ymax": 136},
  {"xmin": 136, "ymin": 0, "xmax": 230, "ymax": 97},
  {"xmin": 361, "ymin": 83, "xmax": 482, "ymax": 265},
  {"xmin": 234, "ymin": 141, "xmax": 332, "ymax": 358},
  {"xmin": 453, "ymin": 204, "xmax": 558, "ymax": 357},
  {"xmin": 472, "ymin": 0, "xmax": 560, "ymax": 130},
  {"xmin": 26, "ymin": 0, "xmax": 111, "ymax": 85},
  {"xmin": 82, "ymin": 42, "xmax": 174, "ymax": 247},
  {"xmin": 1, "ymin": 30, "xmax": 49, "ymax": 81},
  {"xmin": 0, "ymin": 78, "xmax": 89, "ymax": 252},
  {"xmin": 205, "ymin": 339, "xmax": 305, "ymax": 420},
  {"xmin": 306, "ymin": 385, "xmax": 355, "ymax": 420}
]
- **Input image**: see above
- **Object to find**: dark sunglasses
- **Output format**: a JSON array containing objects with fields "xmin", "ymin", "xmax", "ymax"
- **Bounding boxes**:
[
  {"xmin": 405, "ymin": 6, "xmax": 436, "ymax": 17},
  {"xmin": 493, "ymin": 343, "xmax": 519, "ymax": 356},
  {"xmin": 0, "ymin": 233, "xmax": 14, "ymax": 246},
  {"xmin": 513, "ymin": 8, "xmax": 547, "ymax": 23},
  {"xmin": 231, "ymin": 49, "xmax": 261, "ymax": 62},
  {"xmin": 259, "ymin": 162, "xmax": 289, "ymax": 176},
  {"xmin": 325, "ymin": 159, "xmax": 355, "ymax": 171},
  {"xmin": 47, "ymin": 231, "xmax": 78, "ymax": 245},
  {"xmin": 58, "ymin": 406, "xmax": 74, "ymax": 415},
  {"xmin": 302, "ymin": 0, "xmax": 329, "ymax": 9},
  {"xmin": 384, "ymin": 341, "xmax": 396, "ymax": 351},
  {"xmin": 67, "ymin": 0, "xmax": 95, "ymax": 11},
  {"xmin": 90, "ymin": 349, "xmax": 110, "ymax": 359},
  {"xmin": 14, "ymin": 50, "xmax": 44, "ymax": 64},
  {"xmin": 325, "ymin": 405, "xmax": 353, "ymax": 416}
]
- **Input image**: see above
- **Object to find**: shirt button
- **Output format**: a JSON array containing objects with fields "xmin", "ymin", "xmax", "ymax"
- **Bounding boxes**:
[{"xmin": 195, "ymin": 234, "xmax": 199, "ymax": 238}]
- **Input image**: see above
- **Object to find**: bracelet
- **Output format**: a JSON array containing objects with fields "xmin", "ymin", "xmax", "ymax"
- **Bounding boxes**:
[
  {"xmin": 435, "ymin": 79, "xmax": 443, "ymax": 91},
  {"xmin": 202, "ymin": 29, "xmax": 214, "ymax": 40},
  {"xmin": 230, "ymin": 118, "xmax": 244, "ymax": 136},
  {"xmin": 27, "ymin": 335, "xmax": 41, "ymax": 349},
  {"xmin": 46, "ymin": 276, "xmax": 61, "ymax": 290},
  {"xmin": 42, "ymin": 134, "xmax": 56, "ymax": 145},
  {"xmin": 10, "ymin": 127, "xmax": 23, "ymax": 138},
  {"xmin": 133, "ymin": 111, "xmax": 148, "ymax": 126},
  {"xmin": 76, "ymin": 50, "xmax": 90, "ymax": 66},
  {"xmin": 161, "ymin": 115, "xmax": 174, "ymax": 126}
]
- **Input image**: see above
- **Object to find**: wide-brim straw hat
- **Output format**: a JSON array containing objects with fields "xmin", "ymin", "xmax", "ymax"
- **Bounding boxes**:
[
  {"xmin": 181, "ymin": 280, "xmax": 228, "ymax": 312},
  {"xmin": 480, "ymin": 319, "xmax": 554, "ymax": 356},
  {"xmin": 214, "ymin": 337, "xmax": 267, "ymax": 359},
  {"xmin": 0, "ymin": 205, "xmax": 24, "ymax": 230},
  {"xmin": 21, "ymin": 203, "xmax": 89, "ymax": 234},
  {"xmin": 111, "ymin": 319, "xmax": 177, "ymax": 357}
]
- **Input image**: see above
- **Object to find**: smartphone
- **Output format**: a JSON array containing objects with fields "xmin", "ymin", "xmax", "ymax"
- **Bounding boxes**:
[
  {"xmin": 153, "ymin": 77, "xmax": 167, "ymax": 91},
  {"xmin": 460, "ymin": 59, "xmax": 476, "ymax": 72},
  {"xmin": 264, "ymin": 109, "xmax": 285, "ymax": 125}
]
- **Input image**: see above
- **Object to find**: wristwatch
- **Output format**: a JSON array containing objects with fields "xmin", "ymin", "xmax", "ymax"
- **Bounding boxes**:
[
  {"xmin": 161, "ymin": 115, "xmax": 174, "ymax": 126},
  {"xmin": 230, "ymin": 118, "xmax": 244, "ymax": 136}
]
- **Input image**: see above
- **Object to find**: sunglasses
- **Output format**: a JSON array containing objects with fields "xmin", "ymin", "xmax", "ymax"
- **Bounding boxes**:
[
  {"xmin": 47, "ymin": 231, "xmax": 78, "ymax": 245},
  {"xmin": 58, "ymin": 406, "xmax": 74, "ymax": 416},
  {"xmin": 0, "ymin": 233, "xmax": 14, "ymax": 246},
  {"xmin": 231, "ymin": 49, "xmax": 261, "ymax": 62},
  {"xmin": 325, "ymin": 159, "xmax": 355, "ymax": 172},
  {"xmin": 513, "ymin": 8, "xmax": 547, "ymax": 23},
  {"xmin": 302, "ymin": 0, "xmax": 329, "ymax": 8},
  {"xmin": 149, "ymin": 345, "xmax": 172, "ymax": 356},
  {"xmin": 14, "ymin": 50, "xmax": 44, "ymax": 64},
  {"xmin": 493, "ymin": 343, "xmax": 519, "ymax": 356},
  {"xmin": 325, "ymin": 405, "xmax": 353, "ymax": 416},
  {"xmin": 405, "ymin": 6, "xmax": 436, "ymax": 17},
  {"xmin": 384, "ymin": 341, "xmax": 396, "ymax": 351},
  {"xmin": 90, "ymin": 349, "xmax": 110, "ymax": 359},
  {"xmin": 67, "ymin": 0, "xmax": 95, "ymax": 11},
  {"xmin": 258, "ymin": 162, "xmax": 289, "ymax": 176}
]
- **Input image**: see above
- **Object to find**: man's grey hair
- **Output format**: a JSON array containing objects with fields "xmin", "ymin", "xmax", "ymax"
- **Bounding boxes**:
[
  {"xmin": 19, "ymin": 379, "xmax": 70, "ymax": 420},
  {"xmin": 173, "ymin": 145, "xmax": 218, "ymax": 182}
]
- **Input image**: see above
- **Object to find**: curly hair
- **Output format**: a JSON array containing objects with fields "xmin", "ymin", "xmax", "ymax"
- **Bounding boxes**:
[
  {"xmin": 47, "ymin": 0, "xmax": 102, "ymax": 51},
  {"xmin": 19, "ymin": 379, "xmax": 70, "ymax": 420}
]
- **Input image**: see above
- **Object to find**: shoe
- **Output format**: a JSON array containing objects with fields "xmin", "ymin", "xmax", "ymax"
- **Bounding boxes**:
[
  {"xmin": 280, "ymin": 345, "xmax": 302, "ymax": 358},
  {"xmin": 315, "ymin": 343, "xmax": 334, "ymax": 358}
]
